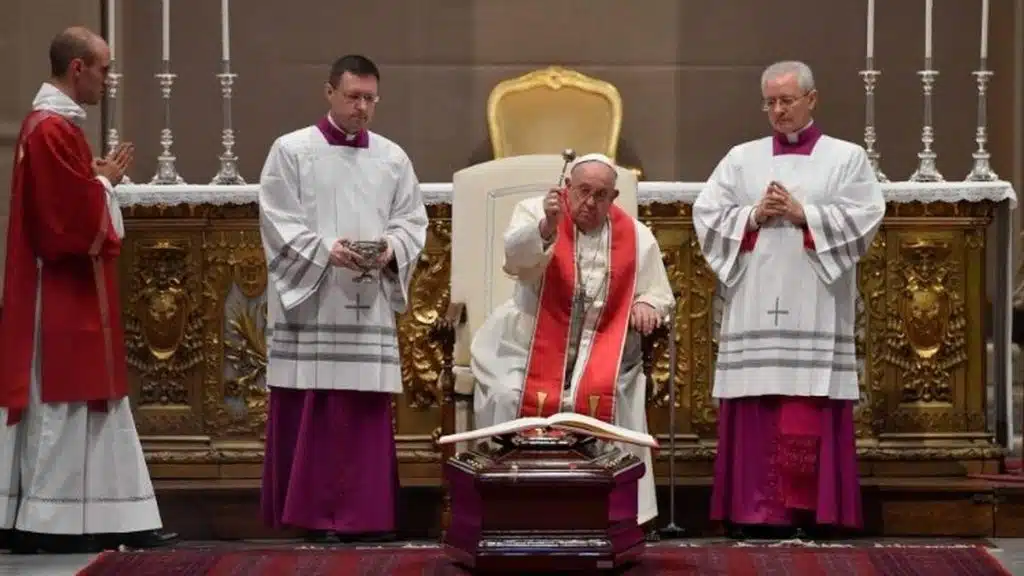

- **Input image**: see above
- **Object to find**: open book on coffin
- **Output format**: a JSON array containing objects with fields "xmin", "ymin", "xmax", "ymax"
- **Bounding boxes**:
[{"xmin": 437, "ymin": 411, "xmax": 658, "ymax": 449}]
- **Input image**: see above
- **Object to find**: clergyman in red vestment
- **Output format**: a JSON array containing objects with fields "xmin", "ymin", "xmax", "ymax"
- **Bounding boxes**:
[
  {"xmin": 0, "ymin": 27, "xmax": 176, "ymax": 553},
  {"xmin": 469, "ymin": 154, "xmax": 675, "ymax": 533},
  {"xmin": 694, "ymin": 60, "xmax": 884, "ymax": 539}
]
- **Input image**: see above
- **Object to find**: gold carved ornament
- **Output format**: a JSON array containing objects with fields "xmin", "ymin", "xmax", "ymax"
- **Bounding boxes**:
[
  {"xmin": 855, "ymin": 233, "xmax": 889, "ymax": 437},
  {"xmin": 123, "ymin": 240, "xmax": 205, "ymax": 433},
  {"xmin": 486, "ymin": 66, "xmax": 623, "ymax": 161},
  {"xmin": 399, "ymin": 209, "xmax": 453, "ymax": 411},
  {"xmin": 638, "ymin": 203, "xmax": 719, "ymax": 436},
  {"xmin": 884, "ymin": 238, "xmax": 966, "ymax": 406},
  {"xmin": 202, "ymin": 229, "xmax": 271, "ymax": 438}
]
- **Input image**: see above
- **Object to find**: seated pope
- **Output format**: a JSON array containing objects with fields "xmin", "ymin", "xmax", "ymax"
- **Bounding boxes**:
[{"xmin": 469, "ymin": 153, "xmax": 675, "ymax": 528}]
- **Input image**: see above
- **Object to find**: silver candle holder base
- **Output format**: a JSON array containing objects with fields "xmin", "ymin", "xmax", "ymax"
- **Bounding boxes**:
[
  {"xmin": 909, "ymin": 67, "xmax": 944, "ymax": 183},
  {"xmin": 859, "ymin": 64, "xmax": 888, "ymax": 183},
  {"xmin": 150, "ymin": 67, "xmax": 185, "ymax": 185},
  {"xmin": 211, "ymin": 153, "xmax": 244, "ymax": 185},
  {"xmin": 152, "ymin": 149, "xmax": 185, "ymax": 185},
  {"xmin": 211, "ymin": 65, "xmax": 246, "ymax": 185},
  {"xmin": 965, "ymin": 67, "xmax": 999, "ymax": 182}
]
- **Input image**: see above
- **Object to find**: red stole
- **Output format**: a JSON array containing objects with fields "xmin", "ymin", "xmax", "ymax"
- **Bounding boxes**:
[{"xmin": 518, "ymin": 204, "xmax": 637, "ymax": 424}]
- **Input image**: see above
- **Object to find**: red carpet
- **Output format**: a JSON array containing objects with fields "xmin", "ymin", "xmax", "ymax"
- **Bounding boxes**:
[{"xmin": 77, "ymin": 543, "xmax": 1010, "ymax": 575}]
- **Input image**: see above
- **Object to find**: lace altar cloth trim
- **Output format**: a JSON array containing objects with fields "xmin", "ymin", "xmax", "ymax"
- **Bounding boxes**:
[{"xmin": 115, "ymin": 181, "xmax": 1017, "ymax": 207}]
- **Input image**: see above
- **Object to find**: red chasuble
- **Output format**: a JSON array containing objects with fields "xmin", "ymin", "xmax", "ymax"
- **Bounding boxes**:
[
  {"xmin": 0, "ymin": 111, "xmax": 127, "ymax": 425},
  {"xmin": 518, "ymin": 202, "xmax": 637, "ymax": 424}
]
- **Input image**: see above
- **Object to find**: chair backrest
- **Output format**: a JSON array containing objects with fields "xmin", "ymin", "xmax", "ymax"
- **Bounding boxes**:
[
  {"xmin": 487, "ymin": 66, "xmax": 622, "ymax": 160},
  {"xmin": 450, "ymin": 154, "xmax": 638, "ymax": 366}
]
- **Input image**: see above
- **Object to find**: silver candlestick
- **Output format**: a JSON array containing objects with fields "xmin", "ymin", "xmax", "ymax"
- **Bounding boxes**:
[
  {"xmin": 965, "ymin": 61, "xmax": 998, "ymax": 181},
  {"xmin": 211, "ymin": 60, "xmax": 245, "ymax": 184},
  {"xmin": 859, "ymin": 59, "xmax": 888, "ymax": 182},
  {"xmin": 909, "ymin": 60, "xmax": 944, "ymax": 182},
  {"xmin": 103, "ymin": 60, "xmax": 131, "ymax": 183},
  {"xmin": 150, "ymin": 60, "xmax": 184, "ymax": 184}
]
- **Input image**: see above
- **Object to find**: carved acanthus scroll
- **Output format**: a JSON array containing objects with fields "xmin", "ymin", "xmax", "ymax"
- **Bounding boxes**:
[
  {"xmin": 203, "ymin": 229, "xmax": 270, "ymax": 437},
  {"xmin": 399, "ymin": 210, "xmax": 452, "ymax": 411}
]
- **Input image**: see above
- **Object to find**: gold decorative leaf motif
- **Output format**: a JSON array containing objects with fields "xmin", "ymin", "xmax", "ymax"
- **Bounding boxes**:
[
  {"xmin": 203, "ymin": 229, "xmax": 269, "ymax": 438},
  {"xmin": 123, "ymin": 240, "xmax": 204, "ymax": 408},
  {"xmin": 856, "ymin": 233, "xmax": 888, "ymax": 437},
  {"xmin": 398, "ymin": 206, "xmax": 451, "ymax": 411},
  {"xmin": 884, "ymin": 238, "xmax": 966, "ymax": 405},
  {"xmin": 225, "ymin": 301, "xmax": 268, "ymax": 405}
]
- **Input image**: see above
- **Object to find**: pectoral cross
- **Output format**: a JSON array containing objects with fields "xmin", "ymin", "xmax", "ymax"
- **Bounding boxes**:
[
  {"xmin": 766, "ymin": 297, "xmax": 789, "ymax": 326},
  {"xmin": 345, "ymin": 293, "xmax": 371, "ymax": 323},
  {"xmin": 565, "ymin": 289, "xmax": 594, "ymax": 389}
]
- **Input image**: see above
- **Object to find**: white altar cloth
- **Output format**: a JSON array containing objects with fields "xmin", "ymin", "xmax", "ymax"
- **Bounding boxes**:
[{"xmin": 114, "ymin": 181, "xmax": 1017, "ymax": 208}]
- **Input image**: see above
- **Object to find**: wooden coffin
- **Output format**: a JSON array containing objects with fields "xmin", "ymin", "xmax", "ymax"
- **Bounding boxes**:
[{"xmin": 443, "ymin": 431, "xmax": 646, "ymax": 573}]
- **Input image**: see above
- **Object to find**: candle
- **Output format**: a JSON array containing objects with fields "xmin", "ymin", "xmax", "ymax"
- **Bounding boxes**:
[
  {"xmin": 925, "ymin": 0, "xmax": 933, "ymax": 60},
  {"xmin": 866, "ymin": 0, "xmax": 875, "ymax": 60},
  {"xmin": 981, "ymin": 0, "xmax": 990, "ymax": 59},
  {"xmin": 106, "ymin": 0, "xmax": 115, "ymax": 60},
  {"xmin": 161, "ymin": 0, "xmax": 170, "ymax": 61},
  {"xmin": 221, "ymin": 0, "xmax": 230, "ymax": 61}
]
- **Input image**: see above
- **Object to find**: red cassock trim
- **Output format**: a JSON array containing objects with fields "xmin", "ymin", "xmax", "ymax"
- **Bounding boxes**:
[
  {"xmin": 739, "ymin": 224, "xmax": 815, "ymax": 253},
  {"xmin": 519, "ymin": 203, "xmax": 637, "ymax": 424}
]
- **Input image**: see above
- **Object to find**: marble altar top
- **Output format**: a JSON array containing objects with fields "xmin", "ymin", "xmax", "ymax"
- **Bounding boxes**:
[{"xmin": 115, "ymin": 180, "xmax": 1018, "ymax": 207}]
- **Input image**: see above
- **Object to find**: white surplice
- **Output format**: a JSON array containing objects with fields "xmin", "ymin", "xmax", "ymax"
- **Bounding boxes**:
[
  {"xmin": 471, "ymin": 197, "xmax": 674, "ymax": 525},
  {"xmin": 259, "ymin": 124, "xmax": 427, "ymax": 392},
  {"xmin": 693, "ymin": 132, "xmax": 885, "ymax": 400},
  {"xmin": 0, "ymin": 83, "xmax": 160, "ymax": 534}
]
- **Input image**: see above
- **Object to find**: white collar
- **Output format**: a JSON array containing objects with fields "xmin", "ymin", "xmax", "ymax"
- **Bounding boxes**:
[
  {"xmin": 32, "ymin": 82, "xmax": 87, "ymax": 125},
  {"xmin": 326, "ymin": 113, "xmax": 359, "ymax": 141},
  {"xmin": 786, "ymin": 119, "xmax": 814, "ymax": 143}
]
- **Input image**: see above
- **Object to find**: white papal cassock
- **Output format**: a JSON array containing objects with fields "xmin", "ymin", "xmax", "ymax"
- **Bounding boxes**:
[
  {"xmin": 471, "ymin": 196, "xmax": 674, "ymax": 526},
  {"xmin": 0, "ymin": 86, "xmax": 161, "ymax": 536}
]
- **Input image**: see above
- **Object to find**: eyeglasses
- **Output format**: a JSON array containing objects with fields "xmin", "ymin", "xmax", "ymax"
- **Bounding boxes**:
[
  {"xmin": 571, "ymin": 185, "xmax": 614, "ymax": 203},
  {"xmin": 344, "ymin": 92, "xmax": 380, "ymax": 105},
  {"xmin": 761, "ymin": 92, "xmax": 809, "ymax": 111}
]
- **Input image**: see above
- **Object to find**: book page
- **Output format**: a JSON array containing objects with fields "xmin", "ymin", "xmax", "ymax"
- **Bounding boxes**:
[
  {"xmin": 436, "ymin": 416, "xmax": 548, "ymax": 445},
  {"xmin": 546, "ymin": 412, "xmax": 658, "ymax": 448}
]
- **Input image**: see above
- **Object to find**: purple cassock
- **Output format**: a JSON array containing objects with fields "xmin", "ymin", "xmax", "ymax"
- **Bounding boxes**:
[
  {"xmin": 260, "ymin": 117, "xmax": 398, "ymax": 536},
  {"xmin": 261, "ymin": 388, "xmax": 398, "ymax": 534},
  {"xmin": 709, "ymin": 123, "xmax": 864, "ymax": 531}
]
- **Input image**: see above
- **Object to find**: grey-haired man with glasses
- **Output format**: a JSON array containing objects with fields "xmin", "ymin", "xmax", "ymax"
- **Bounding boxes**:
[{"xmin": 693, "ymin": 60, "xmax": 884, "ymax": 540}]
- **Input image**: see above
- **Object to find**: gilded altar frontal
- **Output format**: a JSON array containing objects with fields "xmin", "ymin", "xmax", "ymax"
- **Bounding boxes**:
[{"xmin": 121, "ymin": 197, "xmax": 1003, "ymax": 484}]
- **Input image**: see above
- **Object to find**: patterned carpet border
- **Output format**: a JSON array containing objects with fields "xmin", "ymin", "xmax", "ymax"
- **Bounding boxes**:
[{"xmin": 77, "ymin": 542, "xmax": 1011, "ymax": 575}]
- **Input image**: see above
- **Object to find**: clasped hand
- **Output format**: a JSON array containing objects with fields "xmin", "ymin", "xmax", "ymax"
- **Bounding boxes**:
[
  {"xmin": 92, "ymin": 143, "xmax": 134, "ymax": 186},
  {"xmin": 329, "ymin": 238, "xmax": 393, "ymax": 271},
  {"xmin": 630, "ymin": 302, "xmax": 660, "ymax": 336},
  {"xmin": 754, "ymin": 181, "xmax": 805, "ymax": 226}
]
